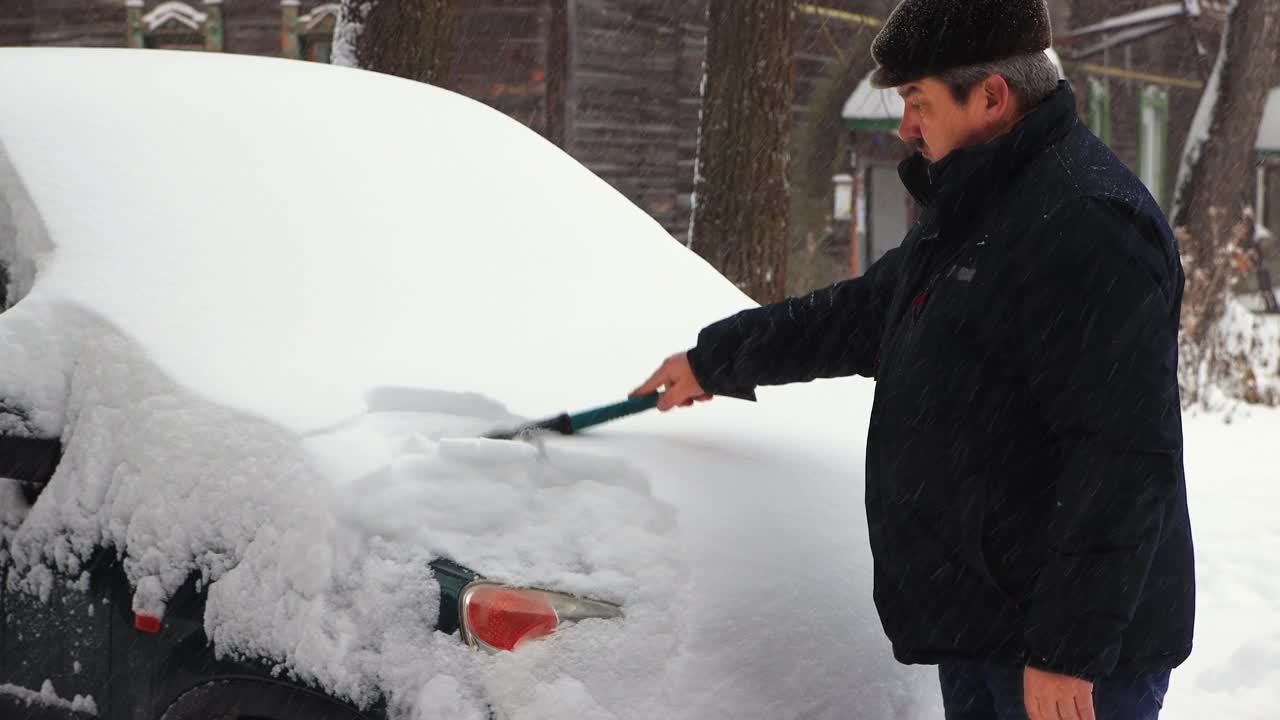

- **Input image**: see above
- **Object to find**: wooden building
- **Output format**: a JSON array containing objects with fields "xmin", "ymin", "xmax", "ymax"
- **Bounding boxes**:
[
  {"xmin": 1061, "ymin": 0, "xmax": 1230, "ymax": 214},
  {"xmin": 0, "ymin": 1, "xmax": 326, "ymax": 55}
]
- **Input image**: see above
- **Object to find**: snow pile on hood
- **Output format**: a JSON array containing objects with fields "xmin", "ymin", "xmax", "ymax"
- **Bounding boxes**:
[{"xmin": 0, "ymin": 48, "xmax": 936, "ymax": 719}]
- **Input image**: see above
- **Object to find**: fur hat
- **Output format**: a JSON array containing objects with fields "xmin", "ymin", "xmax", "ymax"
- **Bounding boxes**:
[{"xmin": 870, "ymin": 0, "xmax": 1053, "ymax": 89}]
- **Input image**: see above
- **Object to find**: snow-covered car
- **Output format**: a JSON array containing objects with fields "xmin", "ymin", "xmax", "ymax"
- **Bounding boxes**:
[{"xmin": 0, "ymin": 48, "xmax": 937, "ymax": 719}]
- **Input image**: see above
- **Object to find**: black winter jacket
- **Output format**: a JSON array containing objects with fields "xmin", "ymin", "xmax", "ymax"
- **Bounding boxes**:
[{"xmin": 686, "ymin": 82, "xmax": 1194, "ymax": 681}]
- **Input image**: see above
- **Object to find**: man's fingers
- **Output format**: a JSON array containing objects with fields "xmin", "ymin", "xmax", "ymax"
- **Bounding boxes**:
[
  {"xmin": 1074, "ymin": 692, "xmax": 1096, "ymax": 720},
  {"xmin": 655, "ymin": 379, "xmax": 681, "ymax": 411},
  {"xmin": 677, "ymin": 387, "xmax": 697, "ymax": 407},
  {"xmin": 658, "ymin": 387, "xmax": 689, "ymax": 411},
  {"xmin": 1026, "ymin": 695, "xmax": 1044, "ymax": 720},
  {"xmin": 666, "ymin": 385, "xmax": 713, "ymax": 411},
  {"xmin": 658, "ymin": 378, "xmax": 697, "ymax": 411},
  {"xmin": 635, "ymin": 353, "xmax": 708, "ymax": 411},
  {"xmin": 1024, "ymin": 691, "xmax": 1044, "ymax": 717},
  {"xmin": 1024, "ymin": 667, "xmax": 1094, "ymax": 720},
  {"xmin": 631, "ymin": 364, "xmax": 672, "ymax": 399}
]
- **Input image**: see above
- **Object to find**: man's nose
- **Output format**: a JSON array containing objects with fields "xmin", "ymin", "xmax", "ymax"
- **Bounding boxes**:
[{"xmin": 898, "ymin": 108, "xmax": 921, "ymax": 145}]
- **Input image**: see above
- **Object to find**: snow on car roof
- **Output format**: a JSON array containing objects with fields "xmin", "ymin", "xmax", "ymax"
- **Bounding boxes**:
[{"xmin": 0, "ymin": 48, "xmax": 933, "ymax": 718}]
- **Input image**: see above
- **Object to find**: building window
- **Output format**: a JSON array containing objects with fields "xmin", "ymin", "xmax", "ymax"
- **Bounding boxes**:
[
  {"xmin": 1139, "ymin": 85, "xmax": 1170, "ymax": 210},
  {"xmin": 1087, "ymin": 77, "xmax": 1111, "ymax": 146},
  {"xmin": 127, "ymin": 1, "xmax": 223, "ymax": 52},
  {"xmin": 283, "ymin": 3, "xmax": 339, "ymax": 62},
  {"xmin": 305, "ymin": 38, "xmax": 333, "ymax": 63}
]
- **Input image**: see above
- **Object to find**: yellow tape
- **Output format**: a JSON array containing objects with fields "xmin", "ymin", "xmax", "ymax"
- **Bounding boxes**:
[
  {"xmin": 798, "ymin": 4, "xmax": 883, "ymax": 27},
  {"xmin": 1069, "ymin": 63, "xmax": 1203, "ymax": 90}
]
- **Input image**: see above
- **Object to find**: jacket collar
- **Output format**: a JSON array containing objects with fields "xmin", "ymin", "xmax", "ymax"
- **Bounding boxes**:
[{"xmin": 898, "ymin": 80, "xmax": 1078, "ymax": 211}]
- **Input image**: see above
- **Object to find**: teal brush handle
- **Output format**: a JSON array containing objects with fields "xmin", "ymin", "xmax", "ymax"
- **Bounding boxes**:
[{"xmin": 568, "ymin": 393, "xmax": 660, "ymax": 433}]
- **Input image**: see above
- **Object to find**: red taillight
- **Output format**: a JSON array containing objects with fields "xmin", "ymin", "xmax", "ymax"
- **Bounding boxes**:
[
  {"xmin": 134, "ymin": 614, "xmax": 161, "ymax": 633},
  {"xmin": 464, "ymin": 586, "xmax": 559, "ymax": 651}
]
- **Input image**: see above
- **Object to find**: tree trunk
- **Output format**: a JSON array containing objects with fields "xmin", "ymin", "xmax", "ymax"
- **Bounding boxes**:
[
  {"xmin": 690, "ymin": 0, "xmax": 796, "ymax": 304},
  {"xmin": 1171, "ymin": 0, "xmax": 1280, "ymax": 406},
  {"xmin": 336, "ymin": 0, "xmax": 456, "ymax": 85},
  {"xmin": 1171, "ymin": 0, "xmax": 1280, "ymax": 242}
]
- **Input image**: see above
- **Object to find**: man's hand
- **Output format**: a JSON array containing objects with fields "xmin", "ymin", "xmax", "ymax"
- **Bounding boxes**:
[
  {"xmin": 631, "ymin": 352, "xmax": 713, "ymax": 411},
  {"xmin": 1024, "ymin": 666, "xmax": 1095, "ymax": 720}
]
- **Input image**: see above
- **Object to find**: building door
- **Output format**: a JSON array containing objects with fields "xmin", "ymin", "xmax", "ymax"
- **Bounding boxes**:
[{"xmin": 866, "ymin": 164, "xmax": 910, "ymax": 269}]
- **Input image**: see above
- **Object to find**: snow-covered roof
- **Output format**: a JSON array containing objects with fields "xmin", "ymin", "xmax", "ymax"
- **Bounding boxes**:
[
  {"xmin": 841, "ymin": 74, "xmax": 904, "ymax": 128},
  {"xmin": 0, "ymin": 48, "xmax": 932, "ymax": 719},
  {"xmin": 299, "ymin": 3, "xmax": 340, "ymax": 32},
  {"xmin": 1060, "ymin": 2, "xmax": 1197, "ymax": 39},
  {"xmin": 1259, "ymin": 87, "xmax": 1280, "ymax": 154},
  {"xmin": 142, "ymin": 2, "xmax": 208, "ymax": 32}
]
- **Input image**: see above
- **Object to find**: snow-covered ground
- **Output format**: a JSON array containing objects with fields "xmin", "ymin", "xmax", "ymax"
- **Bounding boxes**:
[
  {"xmin": 1169, "ymin": 406, "xmax": 1280, "ymax": 720},
  {"xmin": 1, "ymin": 47, "xmax": 1278, "ymax": 720}
]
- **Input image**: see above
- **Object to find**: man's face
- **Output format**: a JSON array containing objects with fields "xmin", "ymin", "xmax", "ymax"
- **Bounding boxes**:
[{"xmin": 896, "ymin": 77, "xmax": 997, "ymax": 164}]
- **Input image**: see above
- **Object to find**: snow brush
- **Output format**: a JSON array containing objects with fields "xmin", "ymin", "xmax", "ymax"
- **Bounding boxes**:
[{"xmin": 484, "ymin": 393, "xmax": 660, "ymax": 440}]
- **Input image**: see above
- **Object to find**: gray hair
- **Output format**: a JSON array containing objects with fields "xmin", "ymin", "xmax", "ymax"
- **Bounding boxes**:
[{"xmin": 935, "ymin": 51, "xmax": 1060, "ymax": 110}]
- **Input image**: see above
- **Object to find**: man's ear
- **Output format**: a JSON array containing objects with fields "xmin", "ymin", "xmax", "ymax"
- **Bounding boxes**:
[{"xmin": 982, "ymin": 74, "xmax": 1014, "ymax": 118}]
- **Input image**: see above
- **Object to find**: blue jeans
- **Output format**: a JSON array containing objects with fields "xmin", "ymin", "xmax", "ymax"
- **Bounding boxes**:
[{"xmin": 939, "ymin": 662, "xmax": 1170, "ymax": 720}]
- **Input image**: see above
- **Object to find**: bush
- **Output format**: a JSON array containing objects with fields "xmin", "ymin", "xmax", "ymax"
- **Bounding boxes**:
[{"xmin": 1178, "ymin": 206, "xmax": 1280, "ymax": 408}]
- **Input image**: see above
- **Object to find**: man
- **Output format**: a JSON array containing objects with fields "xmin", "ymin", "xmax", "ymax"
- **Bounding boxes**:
[{"xmin": 632, "ymin": 1, "xmax": 1194, "ymax": 718}]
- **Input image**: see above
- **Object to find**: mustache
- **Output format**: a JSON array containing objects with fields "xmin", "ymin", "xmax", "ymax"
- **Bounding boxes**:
[{"xmin": 909, "ymin": 139, "xmax": 927, "ymax": 154}]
